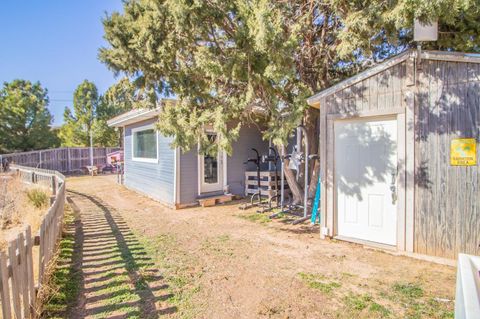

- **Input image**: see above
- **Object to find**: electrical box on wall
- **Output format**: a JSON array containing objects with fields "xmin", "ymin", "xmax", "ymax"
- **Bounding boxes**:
[{"xmin": 414, "ymin": 19, "xmax": 438, "ymax": 42}]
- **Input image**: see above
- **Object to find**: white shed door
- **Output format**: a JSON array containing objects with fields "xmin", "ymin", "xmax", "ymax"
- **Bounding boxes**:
[{"xmin": 335, "ymin": 118, "xmax": 398, "ymax": 246}]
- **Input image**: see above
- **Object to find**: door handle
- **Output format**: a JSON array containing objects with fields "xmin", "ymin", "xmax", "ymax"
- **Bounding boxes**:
[
  {"xmin": 390, "ymin": 185, "xmax": 397, "ymax": 204},
  {"xmin": 390, "ymin": 170, "xmax": 397, "ymax": 205}
]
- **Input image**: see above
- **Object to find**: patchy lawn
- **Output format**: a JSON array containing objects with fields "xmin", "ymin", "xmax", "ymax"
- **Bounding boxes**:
[{"xmin": 61, "ymin": 175, "xmax": 455, "ymax": 318}]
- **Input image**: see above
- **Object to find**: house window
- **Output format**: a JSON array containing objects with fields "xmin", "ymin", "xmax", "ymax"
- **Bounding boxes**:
[{"xmin": 132, "ymin": 125, "xmax": 158, "ymax": 162}]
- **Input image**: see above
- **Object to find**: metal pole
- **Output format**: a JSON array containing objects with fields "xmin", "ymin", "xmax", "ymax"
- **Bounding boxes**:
[
  {"xmin": 280, "ymin": 146, "xmax": 285, "ymax": 211},
  {"xmin": 51, "ymin": 175, "xmax": 57, "ymax": 196},
  {"xmin": 268, "ymin": 139, "xmax": 272, "ymax": 171},
  {"xmin": 297, "ymin": 125, "xmax": 309, "ymax": 218},
  {"xmin": 90, "ymin": 128, "xmax": 93, "ymax": 167},
  {"xmin": 296, "ymin": 127, "xmax": 302, "ymax": 181}
]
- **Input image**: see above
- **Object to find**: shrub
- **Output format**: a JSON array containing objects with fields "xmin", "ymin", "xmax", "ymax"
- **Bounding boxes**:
[{"xmin": 27, "ymin": 188, "xmax": 49, "ymax": 209}]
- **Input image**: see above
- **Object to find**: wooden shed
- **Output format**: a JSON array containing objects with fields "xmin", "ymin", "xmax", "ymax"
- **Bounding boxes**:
[{"xmin": 307, "ymin": 50, "xmax": 479, "ymax": 260}]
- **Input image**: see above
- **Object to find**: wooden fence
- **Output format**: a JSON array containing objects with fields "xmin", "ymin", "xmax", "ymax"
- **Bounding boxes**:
[
  {"xmin": 0, "ymin": 147, "xmax": 121, "ymax": 174},
  {"xmin": 0, "ymin": 165, "xmax": 66, "ymax": 318}
]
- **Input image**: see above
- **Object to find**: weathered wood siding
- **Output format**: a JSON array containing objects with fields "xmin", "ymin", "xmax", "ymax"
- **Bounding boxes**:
[
  {"xmin": 124, "ymin": 118, "xmax": 175, "ymax": 205},
  {"xmin": 324, "ymin": 62, "xmax": 407, "ymax": 115},
  {"xmin": 414, "ymin": 60, "xmax": 480, "ymax": 258},
  {"xmin": 320, "ymin": 55, "xmax": 480, "ymax": 259}
]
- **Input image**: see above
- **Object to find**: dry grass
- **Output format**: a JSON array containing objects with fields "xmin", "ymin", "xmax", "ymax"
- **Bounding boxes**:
[
  {"xmin": 39, "ymin": 205, "xmax": 78, "ymax": 319},
  {"xmin": 0, "ymin": 174, "xmax": 50, "ymax": 249}
]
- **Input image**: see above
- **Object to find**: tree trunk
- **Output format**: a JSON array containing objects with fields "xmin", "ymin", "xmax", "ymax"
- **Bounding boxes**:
[
  {"xmin": 119, "ymin": 127, "xmax": 124, "ymax": 148},
  {"xmin": 307, "ymin": 108, "xmax": 320, "ymax": 202},
  {"xmin": 281, "ymin": 107, "xmax": 320, "ymax": 207},
  {"xmin": 308, "ymin": 159, "xmax": 320, "ymax": 202},
  {"xmin": 281, "ymin": 145, "xmax": 304, "ymax": 205}
]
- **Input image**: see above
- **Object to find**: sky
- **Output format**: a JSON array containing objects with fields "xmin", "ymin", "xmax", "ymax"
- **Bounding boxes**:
[{"xmin": 0, "ymin": 1, "xmax": 124, "ymax": 126}]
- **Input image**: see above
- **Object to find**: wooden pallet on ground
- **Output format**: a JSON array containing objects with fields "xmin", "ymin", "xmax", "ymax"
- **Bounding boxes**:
[{"xmin": 198, "ymin": 194, "xmax": 234, "ymax": 207}]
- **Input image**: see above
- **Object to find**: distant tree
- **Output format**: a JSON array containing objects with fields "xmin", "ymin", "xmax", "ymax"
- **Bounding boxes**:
[
  {"xmin": 59, "ymin": 80, "xmax": 98, "ymax": 147},
  {"xmin": 95, "ymin": 78, "xmax": 137, "ymax": 146},
  {"xmin": 58, "ymin": 107, "xmax": 84, "ymax": 147},
  {"xmin": 0, "ymin": 80, "xmax": 58, "ymax": 153},
  {"xmin": 59, "ymin": 79, "xmax": 136, "ymax": 147}
]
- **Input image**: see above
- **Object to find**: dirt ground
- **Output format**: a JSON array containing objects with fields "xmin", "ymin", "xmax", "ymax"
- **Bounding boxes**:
[
  {"xmin": 65, "ymin": 175, "xmax": 456, "ymax": 319},
  {"xmin": 0, "ymin": 173, "xmax": 49, "ymax": 248}
]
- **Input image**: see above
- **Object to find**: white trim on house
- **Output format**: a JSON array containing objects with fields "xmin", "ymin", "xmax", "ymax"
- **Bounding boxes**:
[
  {"xmin": 198, "ymin": 148, "xmax": 225, "ymax": 194},
  {"xmin": 131, "ymin": 124, "xmax": 159, "ymax": 163},
  {"xmin": 197, "ymin": 143, "xmax": 201, "ymax": 196},
  {"xmin": 107, "ymin": 99, "xmax": 177, "ymax": 128},
  {"xmin": 123, "ymin": 125, "xmax": 127, "ymax": 180},
  {"xmin": 174, "ymin": 147, "xmax": 181, "ymax": 205},
  {"xmin": 223, "ymin": 150, "xmax": 228, "ymax": 192},
  {"xmin": 197, "ymin": 127, "xmax": 227, "ymax": 195},
  {"xmin": 108, "ymin": 108, "xmax": 161, "ymax": 127}
]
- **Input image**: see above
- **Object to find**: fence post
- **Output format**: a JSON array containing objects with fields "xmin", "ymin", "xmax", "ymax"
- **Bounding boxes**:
[
  {"xmin": 0, "ymin": 252, "xmax": 12, "ymax": 319},
  {"xmin": 51, "ymin": 176, "xmax": 57, "ymax": 196},
  {"xmin": 16, "ymin": 233, "xmax": 30, "ymax": 316},
  {"xmin": 67, "ymin": 148, "xmax": 72, "ymax": 173},
  {"xmin": 38, "ymin": 222, "xmax": 45, "ymax": 287},
  {"xmin": 31, "ymin": 171, "xmax": 35, "ymax": 184},
  {"xmin": 25, "ymin": 227, "xmax": 36, "ymax": 317},
  {"xmin": 8, "ymin": 240, "xmax": 21, "ymax": 318}
]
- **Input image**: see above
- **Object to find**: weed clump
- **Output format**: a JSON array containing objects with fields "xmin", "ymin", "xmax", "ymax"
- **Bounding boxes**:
[
  {"xmin": 392, "ymin": 282, "xmax": 424, "ymax": 299},
  {"xmin": 343, "ymin": 293, "xmax": 391, "ymax": 318},
  {"xmin": 0, "ymin": 175, "xmax": 50, "ymax": 248},
  {"xmin": 298, "ymin": 272, "xmax": 341, "ymax": 294},
  {"xmin": 27, "ymin": 188, "xmax": 50, "ymax": 209}
]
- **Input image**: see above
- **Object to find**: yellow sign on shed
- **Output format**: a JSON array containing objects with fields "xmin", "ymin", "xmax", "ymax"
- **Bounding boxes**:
[{"xmin": 451, "ymin": 138, "xmax": 477, "ymax": 166}]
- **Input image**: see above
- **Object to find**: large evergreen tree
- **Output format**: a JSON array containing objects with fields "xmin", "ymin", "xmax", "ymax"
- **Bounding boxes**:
[
  {"xmin": 0, "ymin": 80, "xmax": 59, "ymax": 153},
  {"xmin": 99, "ymin": 0, "xmax": 480, "ymax": 203}
]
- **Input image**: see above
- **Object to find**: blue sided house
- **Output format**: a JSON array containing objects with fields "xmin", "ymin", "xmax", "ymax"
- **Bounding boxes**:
[{"xmin": 107, "ymin": 100, "xmax": 269, "ymax": 208}]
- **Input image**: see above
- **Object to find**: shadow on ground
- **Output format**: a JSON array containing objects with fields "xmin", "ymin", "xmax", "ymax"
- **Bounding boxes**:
[{"xmin": 44, "ymin": 190, "xmax": 177, "ymax": 319}]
